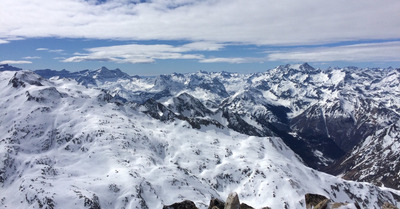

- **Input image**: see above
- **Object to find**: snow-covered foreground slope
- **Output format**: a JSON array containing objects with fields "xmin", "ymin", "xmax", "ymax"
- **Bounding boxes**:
[{"xmin": 1, "ymin": 71, "xmax": 399, "ymax": 209}]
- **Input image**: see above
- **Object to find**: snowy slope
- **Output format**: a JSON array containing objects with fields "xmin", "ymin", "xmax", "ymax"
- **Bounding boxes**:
[
  {"xmin": 6, "ymin": 64, "xmax": 400, "ymax": 189},
  {"xmin": 1, "ymin": 71, "xmax": 399, "ymax": 209}
]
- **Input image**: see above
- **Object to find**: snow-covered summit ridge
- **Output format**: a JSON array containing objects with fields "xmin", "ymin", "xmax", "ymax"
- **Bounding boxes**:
[
  {"xmin": 32, "ymin": 66, "xmax": 132, "ymax": 86},
  {"xmin": 0, "ymin": 70, "xmax": 399, "ymax": 209}
]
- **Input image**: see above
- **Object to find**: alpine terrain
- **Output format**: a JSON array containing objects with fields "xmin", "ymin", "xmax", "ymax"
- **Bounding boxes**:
[{"xmin": 0, "ymin": 63, "xmax": 399, "ymax": 209}]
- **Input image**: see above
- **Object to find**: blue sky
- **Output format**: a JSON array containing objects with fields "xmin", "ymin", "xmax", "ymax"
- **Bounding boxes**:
[{"xmin": 1, "ymin": 0, "xmax": 400, "ymax": 76}]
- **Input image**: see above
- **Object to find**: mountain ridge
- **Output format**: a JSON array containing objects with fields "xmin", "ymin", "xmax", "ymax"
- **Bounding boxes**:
[{"xmin": 1, "ymin": 63, "xmax": 399, "ymax": 208}]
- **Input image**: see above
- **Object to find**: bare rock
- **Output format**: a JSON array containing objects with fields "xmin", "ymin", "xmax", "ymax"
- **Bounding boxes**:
[
  {"xmin": 314, "ymin": 199, "xmax": 330, "ymax": 209},
  {"xmin": 208, "ymin": 198, "xmax": 225, "ymax": 209},
  {"xmin": 327, "ymin": 201, "xmax": 361, "ymax": 209},
  {"xmin": 382, "ymin": 202, "xmax": 399, "ymax": 209},
  {"xmin": 305, "ymin": 193, "xmax": 329, "ymax": 209},
  {"xmin": 163, "ymin": 200, "xmax": 198, "ymax": 209},
  {"xmin": 225, "ymin": 192, "xmax": 240, "ymax": 209},
  {"xmin": 239, "ymin": 202, "xmax": 254, "ymax": 209}
]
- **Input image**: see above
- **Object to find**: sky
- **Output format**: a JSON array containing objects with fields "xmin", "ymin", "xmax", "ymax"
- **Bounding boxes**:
[{"xmin": 0, "ymin": 0, "xmax": 400, "ymax": 76}]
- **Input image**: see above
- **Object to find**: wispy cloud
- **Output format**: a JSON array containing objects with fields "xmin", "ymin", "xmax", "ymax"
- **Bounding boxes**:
[
  {"xmin": 53, "ymin": 57, "xmax": 67, "ymax": 60},
  {"xmin": 199, "ymin": 57, "xmax": 264, "ymax": 64},
  {"xmin": 1, "ymin": 0, "xmax": 399, "ymax": 45},
  {"xmin": 23, "ymin": 56, "xmax": 41, "ymax": 59},
  {"xmin": 0, "ymin": 39, "xmax": 9, "ymax": 44},
  {"xmin": 63, "ymin": 41, "xmax": 400, "ymax": 64},
  {"xmin": 0, "ymin": 60, "xmax": 32, "ymax": 64},
  {"xmin": 49, "ymin": 49, "xmax": 64, "ymax": 53},
  {"xmin": 63, "ymin": 42, "xmax": 222, "ymax": 64},
  {"xmin": 267, "ymin": 41, "xmax": 400, "ymax": 62},
  {"xmin": 195, "ymin": 41, "xmax": 400, "ymax": 64},
  {"xmin": 36, "ymin": 48, "xmax": 64, "ymax": 53},
  {"xmin": 36, "ymin": 48, "xmax": 49, "ymax": 51}
]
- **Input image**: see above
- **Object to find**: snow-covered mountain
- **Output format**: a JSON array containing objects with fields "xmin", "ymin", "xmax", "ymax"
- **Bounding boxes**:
[
  {"xmin": 34, "ymin": 66, "xmax": 132, "ymax": 86},
  {"xmin": 327, "ymin": 119, "xmax": 400, "ymax": 190},
  {"xmin": 41, "ymin": 64, "xmax": 400, "ymax": 190},
  {"xmin": 0, "ymin": 65, "xmax": 399, "ymax": 209},
  {"xmin": 0, "ymin": 64, "xmax": 23, "ymax": 72}
]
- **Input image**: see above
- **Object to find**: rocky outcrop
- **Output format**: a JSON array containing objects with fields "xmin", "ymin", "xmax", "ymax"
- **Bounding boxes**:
[
  {"xmin": 167, "ymin": 192, "xmax": 271, "ymax": 209},
  {"xmin": 383, "ymin": 202, "xmax": 400, "ymax": 209},
  {"xmin": 163, "ymin": 200, "xmax": 198, "ymax": 209},
  {"xmin": 208, "ymin": 198, "xmax": 225, "ymax": 209},
  {"xmin": 239, "ymin": 203, "xmax": 254, "ymax": 209},
  {"xmin": 165, "ymin": 192, "xmax": 397, "ymax": 209},
  {"xmin": 224, "ymin": 192, "xmax": 240, "ymax": 209},
  {"xmin": 305, "ymin": 193, "xmax": 361, "ymax": 209},
  {"xmin": 305, "ymin": 193, "xmax": 329, "ymax": 209}
]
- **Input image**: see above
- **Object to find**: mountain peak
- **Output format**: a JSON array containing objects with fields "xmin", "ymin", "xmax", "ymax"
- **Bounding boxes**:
[
  {"xmin": 299, "ymin": 62, "xmax": 315, "ymax": 71},
  {"xmin": 0, "ymin": 64, "xmax": 23, "ymax": 72},
  {"xmin": 92, "ymin": 66, "xmax": 131, "ymax": 80},
  {"xmin": 97, "ymin": 66, "xmax": 110, "ymax": 72}
]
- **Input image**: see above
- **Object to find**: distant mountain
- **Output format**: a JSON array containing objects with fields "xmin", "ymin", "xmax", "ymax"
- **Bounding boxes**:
[
  {"xmin": 35, "ymin": 66, "xmax": 133, "ymax": 86},
  {"xmin": 0, "ymin": 64, "xmax": 23, "ymax": 71},
  {"xmin": 1, "ymin": 63, "xmax": 399, "ymax": 205},
  {"xmin": 73, "ymin": 63, "xmax": 398, "ymax": 190},
  {"xmin": 0, "ymin": 69, "xmax": 399, "ymax": 209}
]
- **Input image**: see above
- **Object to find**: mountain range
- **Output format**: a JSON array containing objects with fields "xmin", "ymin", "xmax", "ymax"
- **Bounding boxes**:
[{"xmin": 0, "ymin": 63, "xmax": 399, "ymax": 209}]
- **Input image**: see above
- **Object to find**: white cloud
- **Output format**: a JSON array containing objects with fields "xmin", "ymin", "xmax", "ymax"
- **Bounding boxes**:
[
  {"xmin": 0, "ymin": 60, "xmax": 32, "ymax": 64},
  {"xmin": 63, "ymin": 41, "xmax": 400, "ymax": 64},
  {"xmin": 199, "ymin": 57, "xmax": 263, "ymax": 64},
  {"xmin": 63, "ymin": 43, "xmax": 209, "ymax": 64},
  {"xmin": 181, "ymin": 42, "xmax": 225, "ymax": 51},
  {"xmin": 54, "ymin": 57, "xmax": 67, "ymax": 60},
  {"xmin": 0, "ymin": 39, "xmax": 9, "ymax": 44},
  {"xmin": 267, "ymin": 41, "xmax": 400, "ymax": 62},
  {"xmin": 49, "ymin": 49, "xmax": 64, "ymax": 53},
  {"xmin": 1, "ymin": 0, "xmax": 399, "ymax": 45},
  {"xmin": 23, "ymin": 56, "xmax": 41, "ymax": 59},
  {"xmin": 36, "ymin": 48, "xmax": 64, "ymax": 53}
]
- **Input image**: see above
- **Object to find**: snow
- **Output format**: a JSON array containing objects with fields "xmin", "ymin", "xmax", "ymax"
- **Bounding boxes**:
[
  {"xmin": 1, "ymin": 66, "xmax": 400, "ymax": 209},
  {"xmin": 329, "ymin": 70, "xmax": 346, "ymax": 86},
  {"xmin": 310, "ymin": 72, "xmax": 329, "ymax": 83}
]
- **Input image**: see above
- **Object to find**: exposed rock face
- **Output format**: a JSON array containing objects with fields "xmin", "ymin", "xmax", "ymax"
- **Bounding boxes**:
[
  {"xmin": 329, "ymin": 202, "xmax": 361, "ymax": 209},
  {"xmin": 305, "ymin": 193, "xmax": 362, "ymax": 209},
  {"xmin": 313, "ymin": 199, "xmax": 330, "ymax": 209},
  {"xmin": 163, "ymin": 200, "xmax": 198, "ymax": 209},
  {"xmin": 239, "ymin": 203, "xmax": 254, "ymax": 209},
  {"xmin": 305, "ymin": 193, "xmax": 329, "ymax": 209},
  {"xmin": 224, "ymin": 192, "xmax": 240, "ymax": 209},
  {"xmin": 383, "ymin": 202, "xmax": 400, "ymax": 209},
  {"xmin": 208, "ymin": 198, "xmax": 225, "ymax": 209},
  {"xmin": 171, "ymin": 92, "xmax": 214, "ymax": 118},
  {"xmin": 83, "ymin": 194, "xmax": 101, "ymax": 209},
  {"xmin": 208, "ymin": 193, "xmax": 258, "ymax": 209}
]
